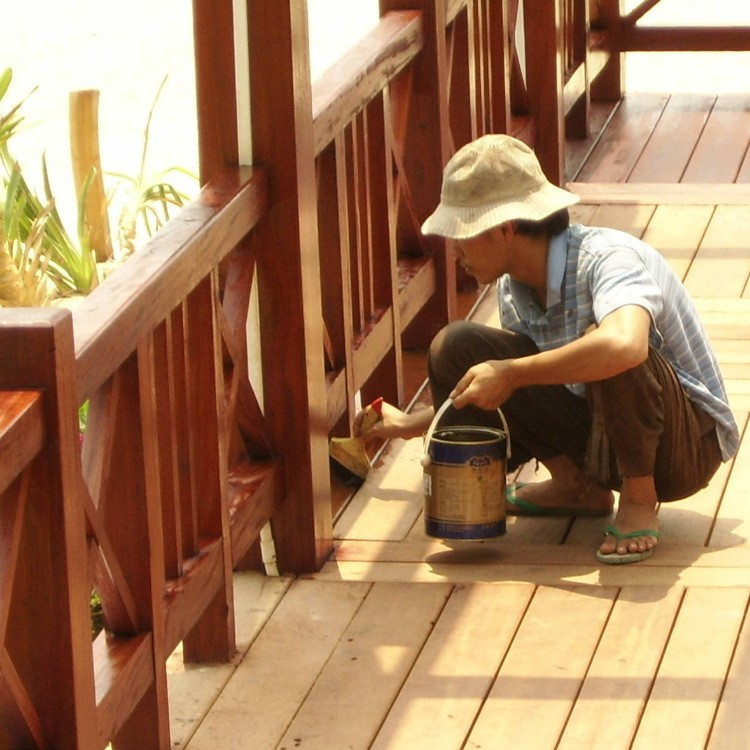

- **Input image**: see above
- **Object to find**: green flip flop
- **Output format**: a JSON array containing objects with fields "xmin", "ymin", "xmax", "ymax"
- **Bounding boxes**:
[
  {"xmin": 596, "ymin": 525, "xmax": 661, "ymax": 565},
  {"xmin": 505, "ymin": 483, "xmax": 613, "ymax": 518}
]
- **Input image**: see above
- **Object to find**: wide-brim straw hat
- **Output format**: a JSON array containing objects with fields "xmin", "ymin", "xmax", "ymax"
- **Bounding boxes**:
[{"xmin": 421, "ymin": 134, "xmax": 580, "ymax": 239}]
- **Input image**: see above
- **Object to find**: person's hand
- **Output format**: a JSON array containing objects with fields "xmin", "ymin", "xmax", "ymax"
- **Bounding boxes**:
[
  {"xmin": 352, "ymin": 398, "xmax": 383, "ymax": 437},
  {"xmin": 450, "ymin": 359, "xmax": 515, "ymax": 410},
  {"xmin": 354, "ymin": 399, "xmax": 433, "ymax": 440}
]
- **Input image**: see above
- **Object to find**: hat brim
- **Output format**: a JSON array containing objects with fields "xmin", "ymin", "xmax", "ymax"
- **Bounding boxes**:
[{"xmin": 421, "ymin": 183, "xmax": 580, "ymax": 239}]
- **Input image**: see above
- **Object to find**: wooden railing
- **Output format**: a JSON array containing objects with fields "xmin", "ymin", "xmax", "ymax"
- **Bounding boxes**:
[
  {"xmin": 0, "ymin": 169, "xmax": 271, "ymax": 748},
  {"xmin": 0, "ymin": 1, "xmax": 620, "ymax": 746},
  {"xmin": 605, "ymin": 0, "xmax": 750, "ymax": 53}
]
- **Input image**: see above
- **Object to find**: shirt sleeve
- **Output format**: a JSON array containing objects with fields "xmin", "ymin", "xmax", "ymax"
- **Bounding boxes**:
[{"xmin": 588, "ymin": 245, "xmax": 664, "ymax": 325}]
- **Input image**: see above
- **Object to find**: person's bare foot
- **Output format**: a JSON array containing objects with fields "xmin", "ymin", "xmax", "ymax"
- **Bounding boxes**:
[
  {"xmin": 508, "ymin": 478, "xmax": 614, "ymax": 516},
  {"xmin": 598, "ymin": 503, "xmax": 660, "ymax": 557},
  {"xmin": 597, "ymin": 476, "xmax": 660, "ymax": 561}
]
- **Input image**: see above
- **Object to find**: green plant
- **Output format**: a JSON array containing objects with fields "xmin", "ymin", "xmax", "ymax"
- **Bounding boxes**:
[
  {"xmin": 108, "ymin": 75, "xmax": 196, "ymax": 256},
  {"xmin": 0, "ymin": 68, "xmax": 25, "ymax": 150},
  {"xmin": 0, "ymin": 67, "xmax": 197, "ymax": 304},
  {"xmin": 0, "ymin": 68, "xmax": 98, "ymax": 298},
  {"xmin": 0, "ymin": 181, "xmax": 52, "ymax": 307},
  {"xmin": 4, "ymin": 157, "xmax": 98, "ymax": 295}
]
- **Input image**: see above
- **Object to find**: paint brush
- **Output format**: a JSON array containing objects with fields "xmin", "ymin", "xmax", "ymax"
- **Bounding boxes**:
[{"xmin": 329, "ymin": 397, "xmax": 383, "ymax": 485}]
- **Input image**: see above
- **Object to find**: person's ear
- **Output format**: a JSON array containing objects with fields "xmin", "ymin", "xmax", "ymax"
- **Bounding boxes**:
[{"xmin": 495, "ymin": 221, "xmax": 516, "ymax": 239}]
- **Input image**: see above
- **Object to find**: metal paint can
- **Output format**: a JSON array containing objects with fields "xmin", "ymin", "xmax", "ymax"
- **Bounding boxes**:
[{"xmin": 422, "ymin": 399, "xmax": 510, "ymax": 540}]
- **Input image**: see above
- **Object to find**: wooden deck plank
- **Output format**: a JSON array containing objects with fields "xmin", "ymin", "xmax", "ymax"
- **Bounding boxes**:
[
  {"xmin": 334, "ymin": 437, "xmax": 424, "ymax": 541},
  {"xmin": 706, "ymin": 600, "xmax": 750, "ymax": 749},
  {"xmin": 640, "ymin": 204, "xmax": 713, "ymax": 280},
  {"xmin": 565, "ymin": 101, "xmax": 620, "ymax": 182},
  {"xmin": 684, "ymin": 205, "xmax": 750, "ymax": 298},
  {"xmin": 631, "ymin": 588, "xmax": 749, "ymax": 749},
  {"xmin": 313, "ymin": 557, "xmax": 750, "ymax": 587},
  {"xmin": 569, "ymin": 202, "xmax": 601, "ymax": 226},
  {"xmin": 709, "ymin": 413, "xmax": 750, "ymax": 549},
  {"xmin": 682, "ymin": 94, "xmax": 750, "ymax": 183},
  {"xmin": 465, "ymin": 586, "xmax": 616, "ymax": 749},
  {"xmin": 278, "ymin": 582, "xmax": 451, "ymax": 750},
  {"xmin": 331, "ymin": 538, "xmax": 750, "ymax": 569},
  {"xmin": 587, "ymin": 202, "xmax": 656, "ymax": 239},
  {"xmin": 570, "ymin": 182, "xmax": 750, "ymax": 204},
  {"xmin": 575, "ymin": 93, "xmax": 669, "ymax": 183},
  {"xmin": 557, "ymin": 586, "xmax": 683, "ymax": 750},
  {"xmin": 564, "ymin": 511, "xmax": 613, "ymax": 547},
  {"xmin": 168, "ymin": 572, "xmax": 293, "ymax": 748},
  {"xmin": 628, "ymin": 94, "xmax": 716, "ymax": 183},
  {"xmin": 737, "ymin": 146, "xmax": 750, "ymax": 183},
  {"xmin": 371, "ymin": 583, "xmax": 534, "ymax": 750},
  {"xmin": 711, "ymin": 340, "xmax": 750, "ymax": 379},
  {"xmin": 184, "ymin": 579, "xmax": 370, "ymax": 749},
  {"xmin": 696, "ymin": 298, "xmax": 750, "ymax": 340},
  {"xmin": 659, "ymin": 458, "xmax": 733, "ymax": 547}
]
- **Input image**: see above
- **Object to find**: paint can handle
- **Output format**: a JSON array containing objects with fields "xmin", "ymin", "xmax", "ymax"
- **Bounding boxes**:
[{"xmin": 420, "ymin": 398, "xmax": 511, "ymax": 467}]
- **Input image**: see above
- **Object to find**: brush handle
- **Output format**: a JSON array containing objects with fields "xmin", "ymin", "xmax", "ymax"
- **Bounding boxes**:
[{"xmin": 359, "ymin": 398, "xmax": 383, "ymax": 433}]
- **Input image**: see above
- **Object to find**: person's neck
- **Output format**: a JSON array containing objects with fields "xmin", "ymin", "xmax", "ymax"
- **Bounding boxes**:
[{"xmin": 509, "ymin": 234, "xmax": 549, "ymax": 306}]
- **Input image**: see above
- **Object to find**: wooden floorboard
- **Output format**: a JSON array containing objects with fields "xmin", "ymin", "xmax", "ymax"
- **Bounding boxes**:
[
  {"xmin": 628, "ymin": 93, "xmax": 715, "ymax": 184},
  {"xmin": 176, "ymin": 66, "xmax": 750, "ymax": 750}
]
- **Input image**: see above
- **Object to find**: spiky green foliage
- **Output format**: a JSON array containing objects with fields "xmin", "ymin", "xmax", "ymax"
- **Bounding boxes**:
[
  {"xmin": 108, "ymin": 75, "xmax": 195, "ymax": 256},
  {"xmin": 0, "ymin": 68, "xmax": 98, "ymax": 297}
]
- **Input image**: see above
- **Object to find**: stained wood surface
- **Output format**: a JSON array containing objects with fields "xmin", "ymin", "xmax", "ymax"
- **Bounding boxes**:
[{"xmin": 177, "ymin": 57, "xmax": 750, "ymax": 750}]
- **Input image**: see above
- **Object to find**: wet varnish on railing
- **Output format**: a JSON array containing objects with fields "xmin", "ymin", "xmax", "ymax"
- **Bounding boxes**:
[{"xmin": 0, "ymin": 167, "xmax": 270, "ymax": 748}]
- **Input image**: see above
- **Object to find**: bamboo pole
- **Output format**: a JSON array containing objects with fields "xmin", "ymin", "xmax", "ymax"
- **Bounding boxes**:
[{"xmin": 69, "ymin": 89, "xmax": 114, "ymax": 262}]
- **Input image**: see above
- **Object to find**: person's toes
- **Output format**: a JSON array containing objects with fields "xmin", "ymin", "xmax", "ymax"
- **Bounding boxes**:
[{"xmin": 599, "ymin": 534, "xmax": 617, "ymax": 555}]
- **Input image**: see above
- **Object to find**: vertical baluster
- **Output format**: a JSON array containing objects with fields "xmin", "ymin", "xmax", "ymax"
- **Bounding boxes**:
[
  {"xmin": 381, "ymin": 0, "xmax": 456, "ymax": 347},
  {"xmin": 152, "ymin": 317, "xmax": 183, "ymax": 580},
  {"xmin": 487, "ymin": 0, "xmax": 512, "ymax": 134},
  {"xmin": 361, "ymin": 91, "xmax": 404, "ymax": 409},
  {"xmin": 181, "ymin": 273, "xmax": 235, "ymax": 661}
]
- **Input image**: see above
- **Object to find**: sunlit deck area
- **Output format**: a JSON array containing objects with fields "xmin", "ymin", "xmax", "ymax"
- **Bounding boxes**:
[
  {"xmin": 4, "ymin": 3, "xmax": 750, "ymax": 749},
  {"xmin": 170, "ymin": 82, "xmax": 750, "ymax": 750}
]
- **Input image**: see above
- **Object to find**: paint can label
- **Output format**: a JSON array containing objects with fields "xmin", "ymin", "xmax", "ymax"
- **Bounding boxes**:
[{"xmin": 424, "ymin": 426, "xmax": 506, "ymax": 540}]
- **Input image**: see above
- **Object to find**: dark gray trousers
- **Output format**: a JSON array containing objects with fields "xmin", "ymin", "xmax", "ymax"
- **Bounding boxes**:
[{"xmin": 427, "ymin": 321, "xmax": 722, "ymax": 502}]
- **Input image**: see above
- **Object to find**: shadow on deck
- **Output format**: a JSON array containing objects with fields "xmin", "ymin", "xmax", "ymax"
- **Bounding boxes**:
[{"xmin": 171, "ymin": 91, "xmax": 750, "ymax": 750}]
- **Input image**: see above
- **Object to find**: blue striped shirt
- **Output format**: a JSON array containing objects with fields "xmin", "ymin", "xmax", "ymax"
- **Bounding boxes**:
[{"xmin": 498, "ymin": 224, "xmax": 739, "ymax": 461}]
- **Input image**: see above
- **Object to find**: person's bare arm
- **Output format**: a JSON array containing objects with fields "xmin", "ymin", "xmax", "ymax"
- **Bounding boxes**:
[
  {"xmin": 451, "ymin": 304, "xmax": 651, "ymax": 411},
  {"xmin": 354, "ymin": 401, "xmax": 434, "ymax": 440}
]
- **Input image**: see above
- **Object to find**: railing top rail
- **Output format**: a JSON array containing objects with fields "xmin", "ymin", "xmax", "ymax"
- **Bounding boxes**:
[
  {"xmin": 311, "ymin": 10, "xmax": 423, "ymax": 156},
  {"xmin": 0, "ymin": 390, "xmax": 44, "ymax": 496},
  {"xmin": 73, "ymin": 166, "xmax": 269, "ymax": 404}
]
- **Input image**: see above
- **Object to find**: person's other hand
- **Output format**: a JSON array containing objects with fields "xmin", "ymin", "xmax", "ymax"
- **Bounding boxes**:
[{"xmin": 450, "ymin": 359, "xmax": 514, "ymax": 410}]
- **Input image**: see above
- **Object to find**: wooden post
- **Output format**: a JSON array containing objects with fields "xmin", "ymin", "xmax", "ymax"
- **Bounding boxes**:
[
  {"xmin": 69, "ymin": 90, "xmax": 114, "ymax": 263},
  {"xmin": 0, "ymin": 309, "xmax": 98, "ymax": 750},
  {"xmin": 590, "ymin": 0, "xmax": 624, "ymax": 100},
  {"xmin": 523, "ymin": 0, "xmax": 566, "ymax": 185},
  {"xmin": 246, "ymin": 0, "xmax": 333, "ymax": 572},
  {"xmin": 192, "ymin": 0, "xmax": 240, "ymax": 181}
]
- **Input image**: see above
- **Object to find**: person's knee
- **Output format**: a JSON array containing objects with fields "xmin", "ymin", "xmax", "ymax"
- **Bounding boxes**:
[
  {"xmin": 429, "ymin": 320, "xmax": 478, "ymax": 362},
  {"xmin": 428, "ymin": 321, "xmax": 487, "ymax": 388}
]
